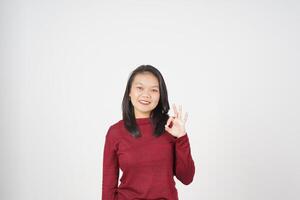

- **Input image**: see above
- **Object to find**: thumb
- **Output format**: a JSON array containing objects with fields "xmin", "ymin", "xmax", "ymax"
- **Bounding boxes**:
[
  {"xmin": 165, "ymin": 124, "xmax": 172, "ymax": 133},
  {"xmin": 165, "ymin": 116, "xmax": 173, "ymax": 133},
  {"xmin": 165, "ymin": 116, "xmax": 173, "ymax": 127}
]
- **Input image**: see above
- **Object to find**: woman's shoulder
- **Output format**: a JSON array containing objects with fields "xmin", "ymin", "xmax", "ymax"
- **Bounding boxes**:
[
  {"xmin": 106, "ymin": 119, "xmax": 124, "ymax": 137},
  {"xmin": 109, "ymin": 119, "xmax": 124, "ymax": 129}
]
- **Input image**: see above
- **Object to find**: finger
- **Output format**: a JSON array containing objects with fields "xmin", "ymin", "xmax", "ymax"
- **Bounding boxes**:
[
  {"xmin": 172, "ymin": 103, "xmax": 178, "ymax": 118},
  {"xmin": 184, "ymin": 112, "xmax": 188, "ymax": 123},
  {"xmin": 178, "ymin": 104, "xmax": 182, "ymax": 119},
  {"xmin": 165, "ymin": 116, "xmax": 173, "ymax": 128},
  {"xmin": 165, "ymin": 125, "xmax": 171, "ymax": 133}
]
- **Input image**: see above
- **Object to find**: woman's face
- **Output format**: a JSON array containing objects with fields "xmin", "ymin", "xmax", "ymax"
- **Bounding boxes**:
[{"xmin": 129, "ymin": 72, "xmax": 160, "ymax": 118}]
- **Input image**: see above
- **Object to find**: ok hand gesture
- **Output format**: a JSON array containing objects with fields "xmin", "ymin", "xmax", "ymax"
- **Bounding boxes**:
[{"xmin": 165, "ymin": 104, "xmax": 188, "ymax": 138}]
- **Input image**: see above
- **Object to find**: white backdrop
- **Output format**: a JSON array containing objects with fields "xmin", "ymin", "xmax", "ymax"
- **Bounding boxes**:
[{"xmin": 1, "ymin": 0, "xmax": 300, "ymax": 200}]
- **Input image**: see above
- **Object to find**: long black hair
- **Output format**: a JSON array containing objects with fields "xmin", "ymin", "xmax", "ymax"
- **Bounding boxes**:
[{"xmin": 122, "ymin": 65, "xmax": 170, "ymax": 138}]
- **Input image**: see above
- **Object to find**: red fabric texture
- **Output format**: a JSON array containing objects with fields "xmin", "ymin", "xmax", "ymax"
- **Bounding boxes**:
[{"xmin": 102, "ymin": 117, "xmax": 195, "ymax": 200}]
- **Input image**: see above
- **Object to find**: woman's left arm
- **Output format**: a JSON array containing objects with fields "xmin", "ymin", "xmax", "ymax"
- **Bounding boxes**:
[
  {"xmin": 174, "ymin": 133, "xmax": 195, "ymax": 185},
  {"xmin": 165, "ymin": 104, "xmax": 195, "ymax": 185}
]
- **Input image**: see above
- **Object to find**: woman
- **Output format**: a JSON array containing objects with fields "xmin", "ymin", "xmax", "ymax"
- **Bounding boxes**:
[{"xmin": 102, "ymin": 65, "xmax": 195, "ymax": 200}]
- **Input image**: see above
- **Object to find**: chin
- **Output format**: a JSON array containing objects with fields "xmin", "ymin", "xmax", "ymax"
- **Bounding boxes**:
[{"xmin": 136, "ymin": 107, "xmax": 153, "ymax": 114}]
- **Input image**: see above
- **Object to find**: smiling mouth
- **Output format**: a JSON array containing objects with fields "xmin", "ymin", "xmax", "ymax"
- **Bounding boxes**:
[{"xmin": 139, "ymin": 100, "xmax": 151, "ymax": 105}]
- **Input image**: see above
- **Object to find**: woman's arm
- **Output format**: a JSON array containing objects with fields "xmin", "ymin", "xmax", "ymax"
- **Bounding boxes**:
[
  {"xmin": 102, "ymin": 127, "xmax": 119, "ymax": 200},
  {"xmin": 174, "ymin": 133, "xmax": 195, "ymax": 185},
  {"xmin": 165, "ymin": 104, "xmax": 196, "ymax": 184}
]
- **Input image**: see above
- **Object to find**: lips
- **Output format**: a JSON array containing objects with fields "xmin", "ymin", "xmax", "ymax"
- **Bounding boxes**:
[{"xmin": 139, "ymin": 100, "xmax": 151, "ymax": 105}]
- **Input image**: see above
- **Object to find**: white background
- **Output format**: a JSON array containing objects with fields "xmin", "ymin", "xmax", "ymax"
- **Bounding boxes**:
[{"xmin": 1, "ymin": 0, "xmax": 300, "ymax": 199}]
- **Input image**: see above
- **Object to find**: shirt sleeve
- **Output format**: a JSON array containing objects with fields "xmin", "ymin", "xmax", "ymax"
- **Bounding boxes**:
[
  {"xmin": 174, "ymin": 133, "xmax": 195, "ymax": 185},
  {"xmin": 102, "ymin": 127, "xmax": 119, "ymax": 200}
]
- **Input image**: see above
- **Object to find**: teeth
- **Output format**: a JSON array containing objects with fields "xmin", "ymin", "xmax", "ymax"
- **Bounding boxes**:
[{"xmin": 139, "ymin": 100, "xmax": 150, "ymax": 104}]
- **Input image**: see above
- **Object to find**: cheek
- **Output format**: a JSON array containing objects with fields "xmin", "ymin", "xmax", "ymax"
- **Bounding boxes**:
[
  {"xmin": 153, "ymin": 94, "xmax": 160, "ymax": 103},
  {"xmin": 130, "ymin": 90, "xmax": 139, "ymax": 98}
]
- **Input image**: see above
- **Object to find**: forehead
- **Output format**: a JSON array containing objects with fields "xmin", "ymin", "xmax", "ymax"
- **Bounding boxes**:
[{"xmin": 132, "ymin": 72, "xmax": 159, "ymax": 87}]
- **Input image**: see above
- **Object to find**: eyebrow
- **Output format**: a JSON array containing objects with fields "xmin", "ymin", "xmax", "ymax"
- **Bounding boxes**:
[{"xmin": 134, "ymin": 82, "xmax": 159, "ymax": 88}]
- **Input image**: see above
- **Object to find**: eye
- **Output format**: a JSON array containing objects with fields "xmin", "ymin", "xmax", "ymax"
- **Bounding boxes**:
[
  {"xmin": 152, "ymin": 89, "xmax": 159, "ymax": 92},
  {"xmin": 136, "ymin": 86, "xmax": 143, "ymax": 90}
]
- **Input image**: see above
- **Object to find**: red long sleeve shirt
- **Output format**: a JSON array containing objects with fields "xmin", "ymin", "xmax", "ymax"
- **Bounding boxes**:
[{"xmin": 102, "ymin": 117, "xmax": 195, "ymax": 200}]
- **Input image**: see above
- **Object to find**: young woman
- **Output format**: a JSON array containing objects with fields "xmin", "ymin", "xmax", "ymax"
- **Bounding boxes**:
[{"xmin": 102, "ymin": 65, "xmax": 195, "ymax": 200}]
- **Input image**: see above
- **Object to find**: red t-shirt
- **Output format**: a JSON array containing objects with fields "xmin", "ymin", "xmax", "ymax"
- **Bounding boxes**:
[{"xmin": 102, "ymin": 117, "xmax": 195, "ymax": 200}]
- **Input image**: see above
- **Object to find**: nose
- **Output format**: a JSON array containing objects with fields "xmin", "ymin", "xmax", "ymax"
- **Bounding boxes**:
[{"xmin": 141, "ymin": 90, "xmax": 151, "ymax": 98}]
